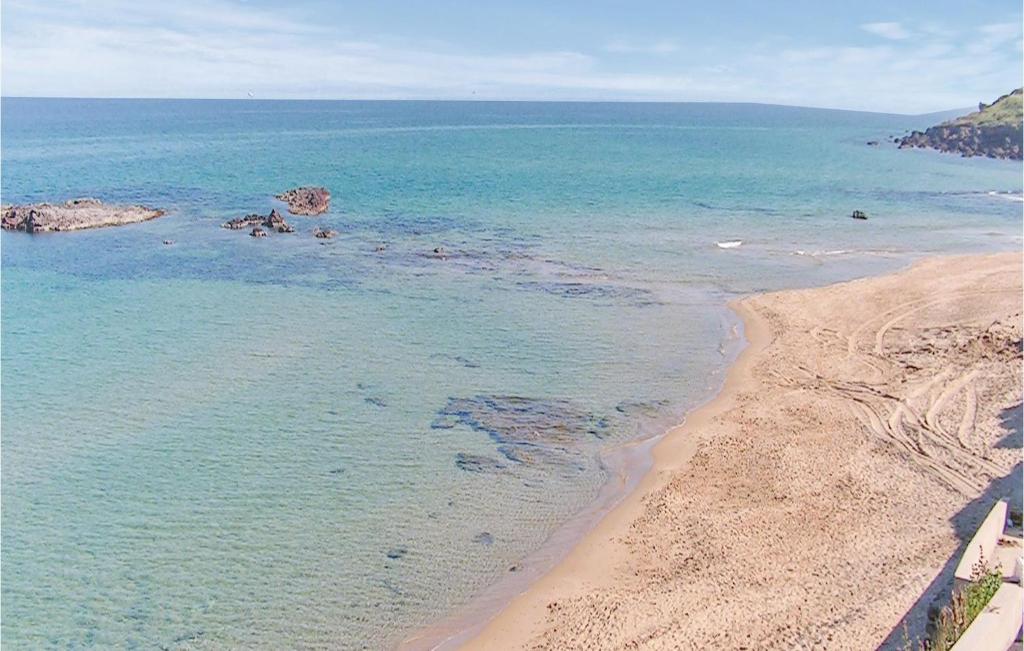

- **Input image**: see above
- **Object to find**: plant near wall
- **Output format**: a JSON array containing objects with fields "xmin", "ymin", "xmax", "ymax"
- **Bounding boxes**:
[{"xmin": 923, "ymin": 554, "xmax": 1004, "ymax": 651}]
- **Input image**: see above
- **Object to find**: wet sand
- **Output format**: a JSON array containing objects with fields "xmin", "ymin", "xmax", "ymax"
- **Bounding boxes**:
[{"xmin": 453, "ymin": 252, "xmax": 1023, "ymax": 650}]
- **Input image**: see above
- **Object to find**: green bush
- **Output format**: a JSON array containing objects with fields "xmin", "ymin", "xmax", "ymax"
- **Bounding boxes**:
[{"xmin": 914, "ymin": 555, "xmax": 1004, "ymax": 651}]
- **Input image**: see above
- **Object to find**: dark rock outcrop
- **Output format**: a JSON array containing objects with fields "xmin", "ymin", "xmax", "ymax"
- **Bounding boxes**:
[
  {"xmin": 250, "ymin": 227, "xmax": 267, "ymax": 238},
  {"xmin": 898, "ymin": 89, "xmax": 1022, "ymax": 160},
  {"xmin": 851, "ymin": 210, "xmax": 868, "ymax": 220},
  {"xmin": 313, "ymin": 226, "xmax": 337, "ymax": 239},
  {"xmin": 265, "ymin": 208, "xmax": 287, "ymax": 229},
  {"xmin": 223, "ymin": 209, "xmax": 295, "ymax": 233},
  {"xmin": 1, "ymin": 199, "xmax": 165, "ymax": 233},
  {"xmin": 222, "ymin": 214, "xmax": 264, "ymax": 230},
  {"xmin": 898, "ymin": 123, "xmax": 1022, "ymax": 159},
  {"xmin": 276, "ymin": 186, "xmax": 331, "ymax": 216}
]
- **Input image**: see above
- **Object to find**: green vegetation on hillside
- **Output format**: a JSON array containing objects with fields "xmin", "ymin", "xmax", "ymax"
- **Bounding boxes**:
[
  {"xmin": 947, "ymin": 88, "xmax": 1023, "ymax": 127},
  {"xmin": 897, "ymin": 88, "xmax": 1023, "ymax": 159}
]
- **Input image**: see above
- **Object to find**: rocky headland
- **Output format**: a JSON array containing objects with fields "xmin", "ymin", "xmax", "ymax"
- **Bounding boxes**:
[
  {"xmin": 1, "ymin": 198, "xmax": 165, "ymax": 233},
  {"xmin": 898, "ymin": 88, "xmax": 1023, "ymax": 160},
  {"xmin": 276, "ymin": 186, "xmax": 331, "ymax": 216}
]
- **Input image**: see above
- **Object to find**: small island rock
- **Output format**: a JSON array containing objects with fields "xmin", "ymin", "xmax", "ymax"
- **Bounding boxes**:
[
  {"xmin": 276, "ymin": 186, "xmax": 331, "ymax": 216},
  {"xmin": 2, "ymin": 199, "xmax": 165, "ymax": 233}
]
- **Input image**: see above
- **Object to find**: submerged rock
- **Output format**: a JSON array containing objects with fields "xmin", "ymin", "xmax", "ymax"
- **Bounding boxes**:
[
  {"xmin": 614, "ymin": 399, "xmax": 672, "ymax": 418},
  {"xmin": 313, "ymin": 226, "xmax": 337, "ymax": 239},
  {"xmin": 454, "ymin": 452, "xmax": 506, "ymax": 473},
  {"xmin": 515, "ymin": 281, "xmax": 655, "ymax": 305},
  {"xmin": 434, "ymin": 395, "xmax": 608, "ymax": 447},
  {"xmin": 440, "ymin": 395, "xmax": 608, "ymax": 474},
  {"xmin": 473, "ymin": 531, "xmax": 494, "ymax": 545},
  {"xmin": 386, "ymin": 547, "xmax": 408, "ymax": 560},
  {"xmin": 441, "ymin": 394, "xmax": 672, "ymax": 474},
  {"xmin": 1, "ymin": 199, "xmax": 165, "ymax": 233},
  {"xmin": 276, "ymin": 186, "xmax": 331, "ymax": 215}
]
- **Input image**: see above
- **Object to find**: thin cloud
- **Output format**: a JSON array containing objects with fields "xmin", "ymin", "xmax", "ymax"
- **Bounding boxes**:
[
  {"xmin": 1, "ymin": 0, "xmax": 1021, "ymax": 113},
  {"xmin": 861, "ymin": 22, "xmax": 912, "ymax": 40},
  {"xmin": 604, "ymin": 39, "xmax": 680, "ymax": 55}
]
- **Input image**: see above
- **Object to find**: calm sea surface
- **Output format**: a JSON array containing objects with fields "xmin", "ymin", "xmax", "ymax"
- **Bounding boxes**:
[{"xmin": 2, "ymin": 99, "xmax": 1020, "ymax": 649}]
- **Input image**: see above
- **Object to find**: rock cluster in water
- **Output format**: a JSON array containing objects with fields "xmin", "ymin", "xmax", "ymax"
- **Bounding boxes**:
[
  {"xmin": 1, "ymin": 198, "xmax": 165, "ymax": 233},
  {"xmin": 222, "ymin": 208, "xmax": 295, "ymax": 233},
  {"xmin": 276, "ymin": 186, "xmax": 331, "ymax": 215}
]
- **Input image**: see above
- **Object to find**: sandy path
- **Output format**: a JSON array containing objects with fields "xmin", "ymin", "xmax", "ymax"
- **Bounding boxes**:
[{"xmin": 461, "ymin": 252, "xmax": 1022, "ymax": 650}]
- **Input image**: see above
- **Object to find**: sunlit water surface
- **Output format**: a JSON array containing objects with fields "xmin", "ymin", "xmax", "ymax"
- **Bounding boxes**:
[{"xmin": 2, "ymin": 99, "xmax": 1020, "ymax": 648}]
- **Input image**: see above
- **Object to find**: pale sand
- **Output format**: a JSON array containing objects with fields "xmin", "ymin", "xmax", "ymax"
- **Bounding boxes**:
[{"xmin": 461, "ymin": 252, "xmax": 1023, "ymax": 650}]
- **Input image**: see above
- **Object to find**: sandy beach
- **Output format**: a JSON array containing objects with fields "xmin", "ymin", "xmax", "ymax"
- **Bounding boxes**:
[{"xmin": 458, "ymin": 252, "xmax": 1023, "ymax": 650}]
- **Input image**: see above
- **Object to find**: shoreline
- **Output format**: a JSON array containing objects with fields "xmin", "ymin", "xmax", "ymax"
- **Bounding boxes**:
[
  {"xmin": 413, "ymin": 251, "xmax": 1022, "ymax": 650},
  {"xmin": 399, "ymin": 307, "xmax": 748, "ymax": 650},
  {"xmin": 438, "ymin": 298, "xmax": 771, "ymax": 650}
]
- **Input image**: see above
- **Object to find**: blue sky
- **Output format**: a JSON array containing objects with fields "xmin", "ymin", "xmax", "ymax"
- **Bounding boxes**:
[{"xmin": 2, "ymin": 0, "xmax": 1021, "ymax": 112}]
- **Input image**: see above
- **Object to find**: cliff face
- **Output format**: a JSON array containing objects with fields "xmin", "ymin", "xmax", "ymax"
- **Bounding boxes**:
[{"xmin": 898, "ymin": 89, "xmax": 1023, "ymax": 160}]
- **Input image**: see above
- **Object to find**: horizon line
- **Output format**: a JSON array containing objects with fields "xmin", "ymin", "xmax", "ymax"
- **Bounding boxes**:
[{"xmin": 0, "ymin": 95, "xmax": 970, "ymax": 118}]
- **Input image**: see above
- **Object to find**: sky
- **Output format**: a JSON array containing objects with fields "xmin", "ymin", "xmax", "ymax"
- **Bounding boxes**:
[{"xmin": 1, "ymin": 0, "xmax": 1021, "ymax": 113}]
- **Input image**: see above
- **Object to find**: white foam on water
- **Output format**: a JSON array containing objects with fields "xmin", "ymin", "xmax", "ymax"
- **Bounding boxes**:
[{"xmin": 987, "ymin": 191, "xmax": 1024, "ymax": 203}]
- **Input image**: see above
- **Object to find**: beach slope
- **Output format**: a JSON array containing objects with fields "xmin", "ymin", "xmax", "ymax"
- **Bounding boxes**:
[{"xmin": 463, "ymin": 252, "xmax": 1023, "ymax": 650}]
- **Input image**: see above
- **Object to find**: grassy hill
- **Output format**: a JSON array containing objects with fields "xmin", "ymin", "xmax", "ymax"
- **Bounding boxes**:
[
  {"xmin": 947, "ymin": 88, "xmax": 1023, "ymax": 128},
  {"xmin": 898, "ymin": 89, "xmax": 1022, "ymax": 160}
]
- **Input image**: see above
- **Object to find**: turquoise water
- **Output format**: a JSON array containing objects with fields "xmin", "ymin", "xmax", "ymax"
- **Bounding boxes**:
[{"xmin": 2, "ymin": 99, "xmax": 1021, "ymax": 649}]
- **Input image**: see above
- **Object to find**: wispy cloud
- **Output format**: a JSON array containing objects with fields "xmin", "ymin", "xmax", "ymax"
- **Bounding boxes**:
[
  {"xmin": 2, "ymin": 0, "xmax": 1021, "ymax": 113},
  {"xmin": 861, "ymin": 22, "xmax": 912, "ymax": 40},
  {"xmin": 604, "ymin": 38, "xmax": 679, "ymax": 55}
]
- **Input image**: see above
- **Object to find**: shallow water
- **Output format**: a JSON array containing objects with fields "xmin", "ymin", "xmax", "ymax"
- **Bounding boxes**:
[{"xmin": 1, "ymin": 99, "xmax": 1020, "ymax": 649}]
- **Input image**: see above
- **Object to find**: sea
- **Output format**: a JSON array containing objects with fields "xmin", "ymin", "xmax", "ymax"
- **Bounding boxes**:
[{"xmin": 1, "ymin": 98, "xmax": 1020, "ymax": 649}]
